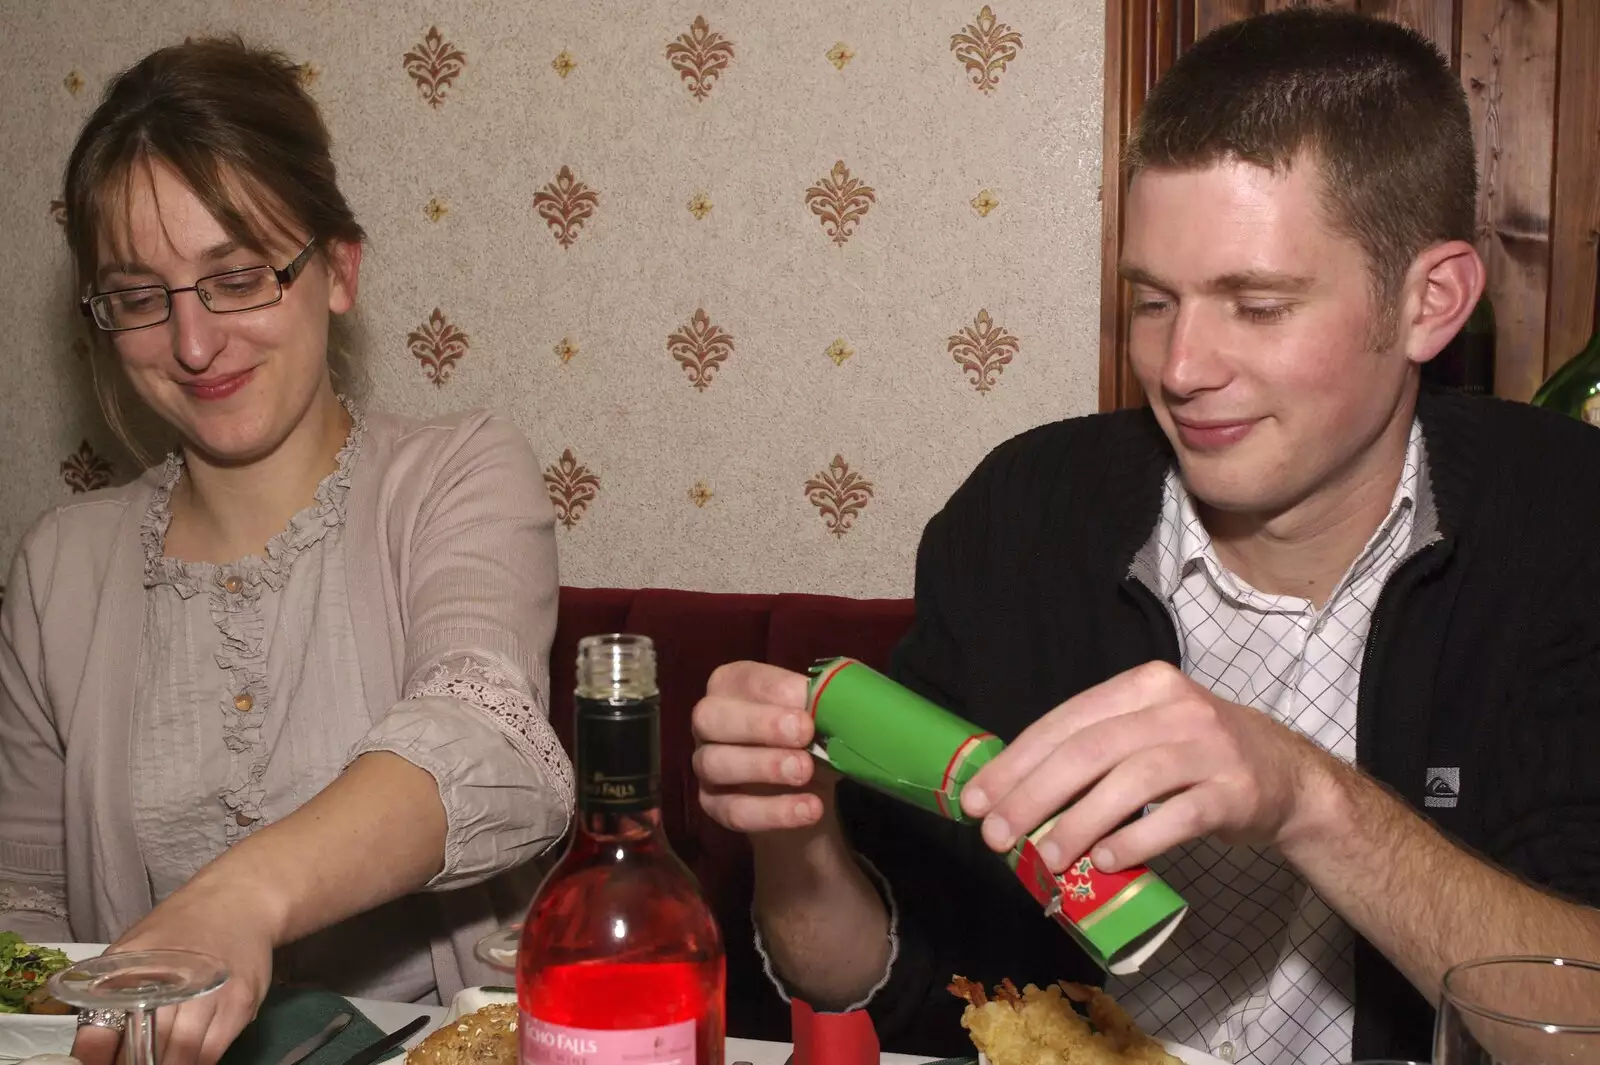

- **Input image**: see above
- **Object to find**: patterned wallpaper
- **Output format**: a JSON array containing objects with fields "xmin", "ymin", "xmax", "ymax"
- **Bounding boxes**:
[{"xmin": 0, "ymin": 0, "xmax": 1105, "ymax": 599}]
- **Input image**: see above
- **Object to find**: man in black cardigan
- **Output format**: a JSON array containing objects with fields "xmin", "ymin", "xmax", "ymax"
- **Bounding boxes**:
[{"xmin": 694, "ymin": 8, "xmax": 1600, "ymax": 1063}]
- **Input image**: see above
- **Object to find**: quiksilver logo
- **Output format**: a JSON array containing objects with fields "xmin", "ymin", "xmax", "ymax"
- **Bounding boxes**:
[{"xmin": 1425, "ymin": 767, "xmax": 1460, "ymax": 809}]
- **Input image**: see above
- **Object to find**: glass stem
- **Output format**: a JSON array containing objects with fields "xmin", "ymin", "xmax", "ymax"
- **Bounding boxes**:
[{"xmin": 127, "ymin": 1007, "xmax": 157, "ymax": 1065}]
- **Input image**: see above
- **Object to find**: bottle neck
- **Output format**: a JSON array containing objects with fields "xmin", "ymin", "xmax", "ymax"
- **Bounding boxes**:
[{"xmin": 574, "ymin": 693, "xmax": 663, "ymax": 842}]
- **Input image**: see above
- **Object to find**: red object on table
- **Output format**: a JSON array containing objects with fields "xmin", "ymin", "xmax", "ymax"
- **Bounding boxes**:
[{"xmin": 790, "ymin": 999, "xmax": 880, "ymax": 1065}]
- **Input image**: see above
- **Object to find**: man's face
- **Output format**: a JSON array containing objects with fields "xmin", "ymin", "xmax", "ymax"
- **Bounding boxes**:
[{"xmin": 1122, "ymin": 156, "xmax": 1418, "ymax": 520}]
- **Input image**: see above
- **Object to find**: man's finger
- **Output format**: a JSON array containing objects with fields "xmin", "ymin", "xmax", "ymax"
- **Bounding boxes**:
[
  {"xmin": 1084, "ymin": 781, "xmax": 1232, "ymax": 873},
  {"xmin": 691, "ymin": 695, "xmax": 814, "ymax": 749},
  {"xmin": 963, "ymin": 662, "xmax": 1186, "ymax": 818},
  {"xmin": 1028, "ymin": 742, "xmax": 1211, "ymax": 871},
  {"xmin": 693, "ymin": 744, "xmax": 816, "ymax": 789},
  {"xmin": 706, "ymin": 661, "xmax": 809, "ymax": 707},
  {"xmin": 700, "ymin": 788, "xmax": 823, "ymax": 833},
  {"xmin": 977, "ymin": 704, "xmax": 1183, "ymax": 852}
]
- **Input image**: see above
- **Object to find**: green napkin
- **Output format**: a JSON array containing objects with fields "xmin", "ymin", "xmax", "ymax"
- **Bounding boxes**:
[{"xmin": 220, "ymin": 987, "xmax": 397, "ymax": 1065}]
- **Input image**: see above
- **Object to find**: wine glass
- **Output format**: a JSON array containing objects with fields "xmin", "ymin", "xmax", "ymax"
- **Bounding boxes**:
[
  {"xmin": 46, "ymin": 949, "xmax": 229, "ymax": 1065},
  {"xmin": 1435, "ymin": 955, "xmax": 1600, "ymax": 1064},
  {"xmin": 472, "ymin": 926, "xmax": 520, "ymax": 975}
]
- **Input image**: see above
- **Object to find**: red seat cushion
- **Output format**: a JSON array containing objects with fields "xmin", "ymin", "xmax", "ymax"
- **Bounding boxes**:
[{"xmin": 767, "ymin": 593, "xmax": 916, "ymax": 676}]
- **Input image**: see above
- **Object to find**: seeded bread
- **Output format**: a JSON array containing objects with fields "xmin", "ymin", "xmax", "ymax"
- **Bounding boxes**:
[{"xmin": 405, "ymin": 1004, "xmax": 517, "ymax": 1065}]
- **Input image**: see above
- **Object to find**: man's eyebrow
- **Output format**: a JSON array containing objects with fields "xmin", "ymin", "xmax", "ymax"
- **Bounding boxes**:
[
  {"xmin": 1205, "ymin": 270, "xmax": 1314, "ymax": 294},
  {"xmin": 1116, "ymin": 264, "xmax": 1313, "ymax": 294}
]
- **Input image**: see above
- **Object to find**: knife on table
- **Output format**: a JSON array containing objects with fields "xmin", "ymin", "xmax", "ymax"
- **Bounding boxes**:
[
  {"xmin": 333, "ymin": 1015, "xmax": 431, "ymax": 1065},
  {"xmin": 270, "ymin": 1012, "xmax": 353, "ymax": 1065}
]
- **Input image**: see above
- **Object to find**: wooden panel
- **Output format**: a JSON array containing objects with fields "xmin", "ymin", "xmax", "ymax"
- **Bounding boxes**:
[
  {"xmin": 1101, "ymin": 0, "xmax": 1191, "ymax": 410},
  {"xmin": 1545, "ymin": 0, "xmax": 1600, "ymax": 372},
  {"xmin": 1195, "ymin": 0, "xmax": 1264, "ymax": 38},
  {"xmin": 1359, "ymin": 0, "xmax": 1459, "ymax": 61},
  {"xmin": 1460, "ymin": 0, "xmax": 1559, "ymax": 400}
]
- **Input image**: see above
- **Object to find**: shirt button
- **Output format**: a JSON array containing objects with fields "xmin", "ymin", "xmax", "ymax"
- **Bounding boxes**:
[
  {"xmin": 235, "ymin": 812, "xmax": 256, "ymax": 827},
  {"xmin": 222, "ymin": 575, "xmax": 243, "ymax": 594},
  {"xmin": 1218, "ymin": 1043, "xmax": 1236, "ymax": 1062},
  {"xmin": 233, "ymin": 692, "xmax": 253, "ymax": 712}
]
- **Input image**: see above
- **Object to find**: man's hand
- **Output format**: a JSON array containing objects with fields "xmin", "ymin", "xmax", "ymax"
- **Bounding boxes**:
[
  {"xmin": 691, "ymin": 661, "xmax": 839, "ymax": 834},
  {"xmin": 961, "ymin": 661, "xmax": 1342, "ymax": 873},
  {"xmin": 71, "ymin": 878, "xmax": 275, "ymax": 1065}
]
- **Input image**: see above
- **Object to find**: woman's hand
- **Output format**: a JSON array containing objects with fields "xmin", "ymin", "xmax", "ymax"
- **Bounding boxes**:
[{"xmin": 70, "ymin": 878, "xmax": 276, "ymax": 1065}]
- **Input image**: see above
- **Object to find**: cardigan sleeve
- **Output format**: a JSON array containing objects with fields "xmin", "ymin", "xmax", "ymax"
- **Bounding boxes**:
[
  {"xmin": 0, "ymin": 515, "xmax": 71, "ymax": 940},
  {"xmin": 346, "ymin": 414, "xmax": 573, "ymax": 890}
]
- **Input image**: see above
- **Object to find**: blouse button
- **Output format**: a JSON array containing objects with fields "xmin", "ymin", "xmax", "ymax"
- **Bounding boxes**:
[
  {"xmin": 233, "ymin": 692, "xmax": 254, "ymax": 712},
  {"xmin": 235, "ymin": 812, "xmax": 256, "ymax": 828},
  {"xmin": 222, "ymin": 575, "xmax": 243, "ymax": 594}
]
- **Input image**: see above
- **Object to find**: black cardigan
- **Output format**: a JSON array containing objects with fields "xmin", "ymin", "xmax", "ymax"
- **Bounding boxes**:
[{"xmin": 728, "ymin": 391, "xmax": 1600, "ymax": 1059}]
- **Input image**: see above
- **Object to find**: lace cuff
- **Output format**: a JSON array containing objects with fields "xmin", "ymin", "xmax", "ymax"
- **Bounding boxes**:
[
  {"xmin": 0, "ymin": 881, "xmax": 67, "ymax": 922},
  {"xmin": 753, "ymin": 852, "xmax": 900, "ymax": 1010},
  {"xmin": 406, "ymin": 654, "xmax": 574, "ymax": 807}
]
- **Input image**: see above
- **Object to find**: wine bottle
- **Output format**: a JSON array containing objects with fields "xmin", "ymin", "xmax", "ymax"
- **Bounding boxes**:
[
  {"xmin": 1424, "ymin": 294, "xmax": 1495, "ymax": 397},
  {"xmin": 518, "ymin": 634, "xmax": 725, "ymax": 1065},
  {"xmin": 1531, "ymin": 249, "xmax": 1600, "ymax": 424}
]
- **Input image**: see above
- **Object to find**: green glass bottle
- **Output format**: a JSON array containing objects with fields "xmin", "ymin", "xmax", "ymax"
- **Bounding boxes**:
[
  {"xmin": 1531, "ymin": 250, "xmax": 1600, "ymax": 425},
  {"xmin": 1425, "ymin": 294, "xmax": 1495, "ymax": 397}
]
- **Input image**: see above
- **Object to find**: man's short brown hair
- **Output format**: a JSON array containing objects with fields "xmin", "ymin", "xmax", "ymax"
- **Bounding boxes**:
[{"xmin": 1127, "ymin": 8, "xmax": 1476, "ymax": 315}]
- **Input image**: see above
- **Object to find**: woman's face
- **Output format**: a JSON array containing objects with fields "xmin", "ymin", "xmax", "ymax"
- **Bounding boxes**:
[{"xmin": 93, "ymin": 160, "xmax": 359, "ymax": 465}]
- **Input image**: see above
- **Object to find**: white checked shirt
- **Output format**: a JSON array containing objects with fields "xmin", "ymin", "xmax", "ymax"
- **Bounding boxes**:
[{"xmin": 1110, "ymin": 421, "xmax": 1426, "ymax": 1065}]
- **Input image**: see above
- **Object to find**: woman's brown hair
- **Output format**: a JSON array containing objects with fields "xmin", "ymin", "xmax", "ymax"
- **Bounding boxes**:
[{"xmin": 62, "ymin": 35, "xmax": 366, "ymax": 459}]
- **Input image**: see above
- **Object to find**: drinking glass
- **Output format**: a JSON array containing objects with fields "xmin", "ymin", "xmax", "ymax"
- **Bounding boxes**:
[
  {"xmin": 472, "ymin": 926, "xmax": 520, "ymax": 974},
  {"xmin": 1435, "ymin": 956, "xmax": 1600, "ymax": 1064},
  {"xmin": 47, "ymin": 949, "xmax": 229, "ymax": 1065}
]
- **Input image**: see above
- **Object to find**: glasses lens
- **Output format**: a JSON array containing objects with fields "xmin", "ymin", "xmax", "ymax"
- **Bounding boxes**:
[
  {"xmin": 94, "ymin": 287, "xmax": 168, "ymax": 330},
  {"xmin": 198, "ymin": 267, "xmax": 279, "ymax": 312}
]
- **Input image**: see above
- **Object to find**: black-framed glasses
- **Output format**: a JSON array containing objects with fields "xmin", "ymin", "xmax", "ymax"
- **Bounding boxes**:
[{"xmin": 81, "ymin": 239, "xmax": 318, "ymax": 332}]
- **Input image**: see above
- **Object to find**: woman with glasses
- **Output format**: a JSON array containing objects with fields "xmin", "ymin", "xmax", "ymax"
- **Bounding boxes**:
[{"xmin": 0, "ymin": 37, "xmax": 572, "ymax": 1065}]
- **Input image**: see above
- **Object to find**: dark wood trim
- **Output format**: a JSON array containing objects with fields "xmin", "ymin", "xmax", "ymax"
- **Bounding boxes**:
[{"xmin": 1546, "ymin": 0, "xmax": 1600, "ymax": 372}]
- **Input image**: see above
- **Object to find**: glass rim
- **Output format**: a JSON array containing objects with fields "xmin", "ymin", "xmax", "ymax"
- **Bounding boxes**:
[
  {"xmin": 46, "ymin": 947, "xmax": 229, "ymax": 1011},
  {"xmin": 1441, "ymin": 955, "xmax": 1600, "ymax": 1034}
]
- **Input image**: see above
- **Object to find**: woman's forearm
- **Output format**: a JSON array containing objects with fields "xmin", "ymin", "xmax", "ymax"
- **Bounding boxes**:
[{"xmin": 181, "ymin": 751, "xmax": 447, "ymax": 946}]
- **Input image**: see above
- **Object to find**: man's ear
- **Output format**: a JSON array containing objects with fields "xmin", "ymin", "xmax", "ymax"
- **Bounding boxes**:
[
  {"xmin": 324, "ymin": 238, "xmax": 362, "ymax": 315},
  {"xmin": 1399, "ymin": 240, "xmax": 1485, "ymax": 366}
]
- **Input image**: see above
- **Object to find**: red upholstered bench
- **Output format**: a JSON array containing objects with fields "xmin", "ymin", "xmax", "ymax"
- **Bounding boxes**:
[{"xmin": 549, "ymin": 586, "xmax": 915, "ymax": 912}]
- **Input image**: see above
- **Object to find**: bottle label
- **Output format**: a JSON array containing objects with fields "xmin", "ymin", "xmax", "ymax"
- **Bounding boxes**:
[
  {"xmin": 520, "ymin": 1013, "xmax": 695, "ymax": 1065},
  {"xmin": 576, "ymin": 695, "xmax": 661, "ymax": 813}
]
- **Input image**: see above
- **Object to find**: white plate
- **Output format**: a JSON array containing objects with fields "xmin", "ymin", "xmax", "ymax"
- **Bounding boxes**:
[
  {"xmin": 0, "ymin": 943, "xmax": 106, "ymax": 1062},
  {"xmin": 981, "ymin": 1044, "xmax": 1228, "ymax": 1065}
]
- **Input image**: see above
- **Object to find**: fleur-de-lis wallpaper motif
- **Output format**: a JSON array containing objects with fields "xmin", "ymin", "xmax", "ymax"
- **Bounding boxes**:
[
  {"xmin": 402, "ymin": 27, "xmax": 467, "ymax": 109},
  {"xmin": 554, "ymin": 337, "xmax": 578, "ymax": 363},
  {"xmin": 544, "ymin": 449, "xmax": 600, "ymax": 529},
  {"xmin": 688, "ymin": 481, "xmax": 714, "ymax": 508},
  {"xmin": 533, "ymin": 166, "xmax": 600, "ymax": 248},
  {"xmin": 827, "ymin": 42, "xmax": 855, "ymax": 70},
  {"xmin": 667, "ymin": 308, "xmax": 734, "ymax": 391},
  {"xmin": 552, "ymin": 50, "xmax": 576, "ymax": 78},
  {"xmin": 805, "ymin": 455, "xmax": 875, "ymax": 539},
  {"xmin": 63, "ymin": 71, "xmax": 85, "ymax": 95},
  {"xmin": 687, "ymin": 191, "xmax": 713, "ymax": 220},
  {"xmin": 665, "ymin": 16, "xmax": 735, "ymax": 101},
  {"xmin": 950, "ymin": 6, "xmax": 1023, "ymax": 94},
  {"xmin": 948, "ymin": 309, "xmax": 1020, "ymax": 393},
  {"xmin": 49, "ymin": 200, "xmax": 67, "ymax": 226},
  {"xmin": 424, "ymin": 197, "xmax": 448, "ymax": 222},
  {"xmin": 805, "ymin": 161, "xmax": 876, "ymax": 247},
  {"xmin": 407, "ymin": 308, "xmax": 470, "ymax": 387},
  {"xmin": 825, "ymin": 338, "xmax": 854, "ymax": 367},
  {"xmin": 61, "ymin": 441, "xmax": 113, "ymax": 493},
  {"xmin": 295, "ymin": 63, "xmax": 319, "ymax": 88},
  {"xmin": 971, "ymin": 189, "xmax": 999, "ymax": 217}
]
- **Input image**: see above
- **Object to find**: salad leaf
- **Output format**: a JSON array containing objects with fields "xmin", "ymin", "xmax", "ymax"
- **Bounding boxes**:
[{"xmin": 0, "ymin": 932, "xmax": 71, "ymax": 1014}]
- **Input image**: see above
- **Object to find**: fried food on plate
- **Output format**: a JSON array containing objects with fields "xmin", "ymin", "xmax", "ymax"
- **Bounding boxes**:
[
  {"xmin": 406, "ymin": 1003, "xmax": 517, "ymax": 1065},
  {"xmin": 948, "ymin": 976, "xmax": 1181, "ymax": 1065}
]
